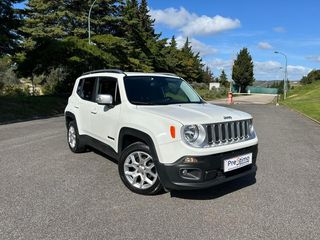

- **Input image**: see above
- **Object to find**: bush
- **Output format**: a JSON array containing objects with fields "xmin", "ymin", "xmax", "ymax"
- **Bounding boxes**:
[
  {"xmin": 191, "ymin": 82, "xmax": 208, "ymax": 90},
  {"xmin": 2, "ymin": 84, "xmax": 30, "ymax": 97},
  {"xmin": 42, "ymin": 67, "xmax": 67, "ymax": 95},
  {"xmin": 196, "ymin": 86, "xmax": 227, "ymax": 100}
]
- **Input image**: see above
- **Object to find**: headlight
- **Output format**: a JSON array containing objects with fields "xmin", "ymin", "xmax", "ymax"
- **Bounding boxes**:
[
  {"xmin": 182, "ymin": 124, "xmax": 206, "ymax": 147},
  {"xmin": 248, "ymin": 119, "xmax": 255, "ymax": 135}
]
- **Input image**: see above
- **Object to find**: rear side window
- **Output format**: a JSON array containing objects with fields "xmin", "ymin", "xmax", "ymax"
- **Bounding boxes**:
[
  {"xmin": 97, "ymin": 77, "xmax": 121, "ymax": 104},
  {"xmin": 77, "ymin": 78, "xmax": 95, "ymax": 101}
]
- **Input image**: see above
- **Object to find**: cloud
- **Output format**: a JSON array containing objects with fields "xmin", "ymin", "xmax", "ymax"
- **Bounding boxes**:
[
  {"xmin": 207, "ymin": 58, "xmax": 233, "ymax": 70},
  {"xmin": 258, "ymin": 42, "xmax": 273, "ymax": 49},
  {"xmin": 150, "ymin": 7, "xmax": 195, "ymax": 29},
  {"xmin": 150, "ymin": 7, "xmax": 240, "ymax": 36},
  {"xmin": 254, "ymin": 61, "xmax": 311, "ymax": 80},
  {"xmin": 174, "ymin": 36, "xmax": 218, "ymax": 56},
  {"xmin": 306, "ymin": 55, "xmax": 320, "ymax": 62},
  {"xmin": 273, "ymin": 26, "xmax": 286, "ymax": 33},
  {"xmin": 181, "ymin": 15, "xmax": 241, "ymax": 36}
]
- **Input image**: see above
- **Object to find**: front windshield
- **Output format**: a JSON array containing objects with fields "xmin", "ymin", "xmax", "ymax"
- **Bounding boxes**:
[{"xmin": 124, "ymin": 76, "xmax": 203, "ymax": 105}]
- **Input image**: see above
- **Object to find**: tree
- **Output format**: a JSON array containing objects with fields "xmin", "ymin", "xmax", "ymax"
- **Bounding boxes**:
[
  {"xmin": 21, "ymin": 0, "xmax": 122, "ymax": 40},
  {"xmin": 300, "ymin": 69, "xmax": 320, "ymax": 85},
  {"xmin": 203, "ymin": 66, "xmax": 214, "ymax": 84},
  {"xmin": 232, "ymin": 48, "xmax": 254, "ymax": 92},
  {"xmin": 0, "ymin": 0, "xmax": 23, "ymax": 56},
  {"xmin": 219, "ymin": 69, "xmax": 228, "ymax": 87}
]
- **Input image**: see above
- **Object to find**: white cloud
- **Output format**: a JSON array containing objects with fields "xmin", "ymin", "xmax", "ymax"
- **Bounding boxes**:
[
  {"xmin": 150, "ymin": 7, "xmax": 195, "ymax": 28},
  {"xmin": 174, "ymin": 36, "xmax": 218, "ymax": 56},
  {"xmin": 258, "ymin": 42, "xmax": 273, "ymax": 50},
  {"xmin": 254, "ymin": 61, "xmax": 311, "ymax": 80},
  {"xmin": 207, "ymin": 58, "xmax": 233, "ymax": 70},
  {"xmin": 206, "ymin": 59, "xmax": 311, "ymax": 80},
  {"xmin": 181, "ymin": 15, "xmax": 241, "ymax": 36},
  {"xmin": 273, "ymin": 26, "xmax": 286, "ymax": 33},
  {"xmin": 150, "ymin": 7, "xmax": 240, "ymax": 36},
  {"xmin": 306, "ymin": 55, "xmax": 320, "ymax": 62}
]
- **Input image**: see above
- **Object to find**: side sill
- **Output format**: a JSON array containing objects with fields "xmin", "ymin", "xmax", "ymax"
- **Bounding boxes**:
[{"xmin": 81, "ymin": 135, "xmax": 119, "ymax": 161}]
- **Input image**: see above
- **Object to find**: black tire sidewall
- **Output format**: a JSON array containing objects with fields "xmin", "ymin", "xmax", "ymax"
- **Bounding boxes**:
[{"xmin": 118, "ymin": 142, "xmax": 162, "ymax": 195}]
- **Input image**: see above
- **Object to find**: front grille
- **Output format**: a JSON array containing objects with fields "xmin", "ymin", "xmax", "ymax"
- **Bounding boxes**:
[{"xmin": 206, "ymin": 119, "xmax": 252, "ymax": 146}]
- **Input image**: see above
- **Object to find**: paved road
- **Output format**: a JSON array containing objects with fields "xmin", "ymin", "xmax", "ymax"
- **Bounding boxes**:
[
  {"xmin": 0, "ymin": 105, "xmax": 319, "ymax": 240},
  {"xmin": 210, "ymin": 94, "xmax": 277, "ymax": 105}
]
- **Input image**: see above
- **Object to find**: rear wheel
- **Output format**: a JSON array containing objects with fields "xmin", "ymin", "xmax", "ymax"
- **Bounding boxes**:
[
  {"xmin": 67, "ymin": 121, "xmax": 86, "ymax": 153},
  {"xmin": 118, "ymin": 142, "xmax": 163, "ymax": 195}
]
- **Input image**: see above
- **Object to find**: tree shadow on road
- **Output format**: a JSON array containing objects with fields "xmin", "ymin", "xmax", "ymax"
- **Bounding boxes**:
[{"xmin": 170, "ymin": 175, "xmax": 256, "ymax": 200}]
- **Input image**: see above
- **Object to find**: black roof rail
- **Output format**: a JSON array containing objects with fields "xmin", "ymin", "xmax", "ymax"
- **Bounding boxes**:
[
  {"xmin": 82, "ymin": 69, "xmax": 125, "ymax": 76},
  {"xmin": 155, "ymin": 72, "xmax": 178, "ymax": 77}
]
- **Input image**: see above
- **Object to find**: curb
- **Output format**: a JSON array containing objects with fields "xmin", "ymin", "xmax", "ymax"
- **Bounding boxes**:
[{"xmin": 282, "ymin": 104, "xmax": 320, "ymax": 125}]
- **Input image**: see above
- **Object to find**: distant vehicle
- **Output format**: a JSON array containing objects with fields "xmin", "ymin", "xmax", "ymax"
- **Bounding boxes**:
[{"xmin": 65, "ymin": 70, "xmax": 258, "ymax": 195}]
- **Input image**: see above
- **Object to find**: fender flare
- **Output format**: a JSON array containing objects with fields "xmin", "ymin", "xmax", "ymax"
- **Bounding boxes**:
[{"xmin": 65, "ymin": 111, "xmax": 76, "ymax": 128}]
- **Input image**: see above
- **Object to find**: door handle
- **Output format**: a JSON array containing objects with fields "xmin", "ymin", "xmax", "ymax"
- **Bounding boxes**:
[
  {"xmin": 91, "ymin": 110, "xmax": 97, "ymax": 114},
  {"xmin": 74, "ymin": 105, "xmax": 79, "ymax": 109}
]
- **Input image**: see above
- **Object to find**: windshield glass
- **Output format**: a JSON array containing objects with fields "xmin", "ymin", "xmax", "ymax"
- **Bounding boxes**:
[{"xmin": 124, "ymin": 76, "xmax": 203, "ymax": 105}]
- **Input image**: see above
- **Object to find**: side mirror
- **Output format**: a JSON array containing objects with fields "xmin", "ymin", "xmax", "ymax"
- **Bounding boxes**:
[{"xmin": 96, "ymin": 94, "xmax": 113, "ymax": 105}]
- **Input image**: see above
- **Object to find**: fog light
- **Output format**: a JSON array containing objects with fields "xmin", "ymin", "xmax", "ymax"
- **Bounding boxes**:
[
  {"xmin": 183, "ymin": 157, "xmax": 198, "ymax": 164},
  {"xmin": 180, "ymin": 168, "xmax": 201, "ymax": 180}
]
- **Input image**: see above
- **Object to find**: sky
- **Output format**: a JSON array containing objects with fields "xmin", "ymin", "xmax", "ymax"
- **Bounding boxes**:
[
  {"xmin": 15, "ymin": 0, "xmax": 320, "ymax": 80},
  {"xmin": 148, "ymin": 0, "xmax": 320, "ymax": 80}
]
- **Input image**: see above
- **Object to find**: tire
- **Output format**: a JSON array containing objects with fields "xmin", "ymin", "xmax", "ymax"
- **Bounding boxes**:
[
  {"xmin": 67, "ymin": 121, "xmax": 86, "ymax": 153},
  {"xmin": 118, "ymin": 142, "xmax": 163, "ymax": 195}
]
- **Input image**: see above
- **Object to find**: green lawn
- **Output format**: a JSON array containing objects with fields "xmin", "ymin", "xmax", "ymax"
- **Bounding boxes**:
[
  {"xmin": 0, "ymin": 95, "xmax": 68, "ymax": 124},
  {"xmin": 282, "ymin": 81, "xmax": 320, "ymax": 122}
]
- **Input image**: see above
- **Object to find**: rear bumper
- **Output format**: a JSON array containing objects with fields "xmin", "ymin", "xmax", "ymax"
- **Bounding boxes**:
[{"xmin": 156, "ymin": 144, "xmax": 258, "ymax": 190}]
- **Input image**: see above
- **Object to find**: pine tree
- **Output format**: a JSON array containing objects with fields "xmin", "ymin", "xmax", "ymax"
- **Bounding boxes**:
[
  {"xmin": 177, "ymin": 38, "xmax": 204, "ymax": 82},
  {"xmin": 0, "ymin": 0, "xmax": 23, "ymax": 56},
  {"xmin": 219, "ymin": 69, "xmax": 228, "ymax": 87},
  {"xmin": 203, "ymin": 66, "xmax": 214, "ymax": 84},
  {"xmin": 232, "ymin": 48, "xmax": 254, "ymax": 92},
  {"xmin": 21, "ymin": 0, "xmax": 122, "ymax": 40}
]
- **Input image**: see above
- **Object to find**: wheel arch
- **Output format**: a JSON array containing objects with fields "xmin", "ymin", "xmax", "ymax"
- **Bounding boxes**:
[
  {"xmin": 118, "ymin": 127, "xmax": 156, "ymax": 155},
  {"xmin": 65, "ymin": 111, "xmax": 76, "ymax": 129}
]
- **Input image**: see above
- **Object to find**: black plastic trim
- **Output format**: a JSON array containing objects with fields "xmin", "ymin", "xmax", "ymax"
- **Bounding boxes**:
[
  {"xmin": 80, "ymin": 135, "xmax": 118, "ymax": 160},
  {"xmin": 157, "ymin": 144, "xmax": 258, "ymax": 190},
  {"xmin": 65, "ymin": 111, "xmax": 76, "ymax": 128}
]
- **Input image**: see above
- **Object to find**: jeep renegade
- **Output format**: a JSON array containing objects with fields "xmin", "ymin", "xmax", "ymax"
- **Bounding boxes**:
[{"xmin": 65, "ymin": 69, "xmax": 258, "ymax": 195}]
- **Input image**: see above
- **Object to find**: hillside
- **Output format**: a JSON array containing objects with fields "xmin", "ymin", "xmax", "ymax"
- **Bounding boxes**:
[{"xmin": 283, "ymin": 81, "xmax": 320, "ymax": 122}]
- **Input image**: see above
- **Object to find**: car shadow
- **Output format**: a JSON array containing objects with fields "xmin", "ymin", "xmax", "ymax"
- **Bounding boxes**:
[
  {"xmin": 170, "ymin": 174, "xmax": 256, "ymax": 200},
  {"xmin": 89, "ymin": 148, "xmax": 256, "ymax": 199},
  {"xmin": 90, "ymin": 148, "xmax": 118, "ymax": 165}
]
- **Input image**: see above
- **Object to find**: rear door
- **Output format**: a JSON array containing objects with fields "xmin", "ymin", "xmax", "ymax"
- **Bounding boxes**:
[{"xmin": 76, "ymin": 77, "xmax": 97, "ymax": 136}]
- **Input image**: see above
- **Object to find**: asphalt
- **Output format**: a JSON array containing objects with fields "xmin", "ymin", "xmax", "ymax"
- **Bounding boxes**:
[
  {"xmin": 0, "ymin": 105, "xmax": 320, "ymax": 240},
  {"xmin": 209, "ymin": 94, "xmax": 277, "ymax": 105}
]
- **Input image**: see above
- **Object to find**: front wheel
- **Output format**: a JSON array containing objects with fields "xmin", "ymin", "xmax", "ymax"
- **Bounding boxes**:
[{"xmin": 118, "ymin": 142, "xmax": 163, "ymax": 195}]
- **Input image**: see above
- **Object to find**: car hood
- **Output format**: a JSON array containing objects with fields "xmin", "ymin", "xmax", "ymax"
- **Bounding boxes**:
[{"xmin": 137, "ymin": 103, "xmax": 252, "ymax": 125}]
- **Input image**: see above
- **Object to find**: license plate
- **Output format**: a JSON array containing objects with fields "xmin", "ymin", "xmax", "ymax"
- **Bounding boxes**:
[{"xmin": 224, "ymin": 153, "xmax": 252, "ymax": 172}]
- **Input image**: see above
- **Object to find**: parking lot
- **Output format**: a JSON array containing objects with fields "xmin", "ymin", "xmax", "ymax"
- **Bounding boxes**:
[{"xmin": 0, "ymin": 104, "xmax": 319, "ymax": 240}]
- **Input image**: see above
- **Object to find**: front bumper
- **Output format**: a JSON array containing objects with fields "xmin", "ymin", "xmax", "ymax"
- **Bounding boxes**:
[{"xmin": 156, "ymin": 144, "xmax": 258, "ymax": 190}]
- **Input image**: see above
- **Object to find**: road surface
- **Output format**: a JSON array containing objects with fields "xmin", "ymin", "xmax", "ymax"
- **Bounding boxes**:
[
  {"xmin": 210, "ymin": 94, "xmax": 277, "ymax": 105},
  {"xmin": 0, "ymin": 105, "xmax": 319, "ymax": 240}
]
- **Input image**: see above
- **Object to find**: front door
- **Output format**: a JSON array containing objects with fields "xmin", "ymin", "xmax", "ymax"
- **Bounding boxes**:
[{"xmin": 90, "ymin": 77, "xmax": 121, "ymax": 151}]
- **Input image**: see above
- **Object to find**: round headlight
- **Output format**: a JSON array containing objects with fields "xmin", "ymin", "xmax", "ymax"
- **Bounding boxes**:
[
  {"xmin": 184, "ymin": 125, "xmax": 199, "ymax": 142},
  {"xmin": 182, "ymin": 124, "xmax": 206, "ymax": 147}
]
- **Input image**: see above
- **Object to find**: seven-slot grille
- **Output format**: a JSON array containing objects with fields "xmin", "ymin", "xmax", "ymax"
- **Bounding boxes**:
[{"xmin": 207, "ymin": 119, "xmax": 252, "ymax": 146}]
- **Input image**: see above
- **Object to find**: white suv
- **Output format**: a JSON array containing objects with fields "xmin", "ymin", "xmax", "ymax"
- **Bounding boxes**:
[{"xmin": 65, "ymin": 69, "xmax": 258, "ymax": 195}]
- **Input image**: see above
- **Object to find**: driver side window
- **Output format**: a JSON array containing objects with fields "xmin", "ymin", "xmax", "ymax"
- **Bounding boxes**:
[{"xmin": 97, "ymin": 77, "xmax": 121, "ymax": 105}]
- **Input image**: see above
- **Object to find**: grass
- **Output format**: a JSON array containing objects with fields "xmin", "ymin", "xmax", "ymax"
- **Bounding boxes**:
[
  {"xmin": 0, "ymin": 95, "xmax": 68, "ymax": 124},
  {"xmin": 282, "ymin": 81, "xmax": 320, "ymax": 122}
]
